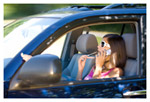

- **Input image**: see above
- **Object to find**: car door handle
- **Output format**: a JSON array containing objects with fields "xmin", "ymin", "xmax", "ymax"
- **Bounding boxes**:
[{"xmin": 123, "ymin": 90, "xmax": 146, "ymax": 97}]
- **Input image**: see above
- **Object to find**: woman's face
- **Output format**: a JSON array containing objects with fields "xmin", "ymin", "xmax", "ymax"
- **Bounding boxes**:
[
  {"xmin": 97, "ymin": 37, "xmax": 111, "ymax": 60},
  {"xmin": 97, "ymin": 37, "xmax": 110, "ymax": 52}
]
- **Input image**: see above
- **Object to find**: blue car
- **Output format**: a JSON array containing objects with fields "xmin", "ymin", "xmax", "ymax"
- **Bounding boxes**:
[{"xmin": 4, "ymin": 4, "xmax": 146, "ymax": 98}]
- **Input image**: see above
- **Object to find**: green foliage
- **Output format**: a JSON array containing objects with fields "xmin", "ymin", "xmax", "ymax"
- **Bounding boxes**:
[
  {"xmin": 96, "ymin": 36, "xmax": 102, "ymax": 45},
  {"xmin": 89, "ymin": 24, "xmax": 123, "ymax": 34},
  {"xmin": 4, "ymin": 4, "xmax": 67, "ymax": 19},
  {"xmin": 4, "ymin": 4, "xmax": 109, "ymax": 20},
  {"xmin": 89, "ymin": 23, "xmax": 134, "ymax": 34}
]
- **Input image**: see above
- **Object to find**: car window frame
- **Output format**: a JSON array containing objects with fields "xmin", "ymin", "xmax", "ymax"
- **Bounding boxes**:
[
  {"xmin": 9, "ymin": 75, "xmax": 146, "ymax": 91},
  {"xmin": 8, "ymin": 14, "xmax": 146, "ymax": 91},
  {"xmin": 31, "ymin": 15, "xmax": 145, "ymax": 77}
]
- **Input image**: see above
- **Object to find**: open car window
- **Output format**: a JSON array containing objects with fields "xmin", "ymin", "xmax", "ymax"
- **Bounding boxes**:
[
  {"xmin": 60, "ymin": 22, "xmax": 139, "ymax": 82},
  {"xmin": 37, "ymin": 21, "xmax": 138, "ymax": 82},
  {"xmin": 41, "ymin": 34, "xmax": 67, "ymax": 58}
]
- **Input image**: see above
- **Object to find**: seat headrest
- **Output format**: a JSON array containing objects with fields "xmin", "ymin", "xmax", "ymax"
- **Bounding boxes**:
[
  {"xmin": 122, "ymin": 33, "xmax": 137, "ymax": 58},
  {"xmin": 76, "ymin": 34, "xmax": 98, "ymax": 54}
]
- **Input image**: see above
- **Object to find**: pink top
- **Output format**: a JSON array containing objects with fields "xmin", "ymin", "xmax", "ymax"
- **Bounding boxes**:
[{"xmin": 84, "ymin": 66, "xmax": 115, "ymax": 80}]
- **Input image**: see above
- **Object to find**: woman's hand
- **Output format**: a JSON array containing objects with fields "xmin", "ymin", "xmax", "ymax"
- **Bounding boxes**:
[
  {"xmin": 21, "ymin": 53, "xmax": 32, "ymax": 62},
  {"xmin": 96, "ymin": 48, "xmax": 106, "ymax": 68},
  {"xmin": 78, "ymin": 55, "xmax": 88, "ymax": 72},
  {"xmin": 77, "ymin": 55, "xmax": 88, "ymax": 80},
  {"xmin": 93, "ymin": 49, "xmax": 106, "ymax": 79}
]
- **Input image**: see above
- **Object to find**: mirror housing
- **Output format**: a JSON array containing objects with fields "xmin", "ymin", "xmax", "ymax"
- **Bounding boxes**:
[{"xmin": 13, "ymin": 54, "xmax": 62, "ymax": 88}]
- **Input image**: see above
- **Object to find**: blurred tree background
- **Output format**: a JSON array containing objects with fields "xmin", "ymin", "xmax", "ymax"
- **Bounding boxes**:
[
  {"xmin": 4, "ymin": 4, "xmax": 137, "ymax": 36},
  {"xmin": 4, "ymin": 4, "xmax": 109, "ymax": 20}
]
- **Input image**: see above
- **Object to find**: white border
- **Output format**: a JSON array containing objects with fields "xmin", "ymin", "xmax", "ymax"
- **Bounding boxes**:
[
  {"xmin": 1, "ymin": 0, "xmax": 149, "ymax": 102},
  {"xmin": 0, "ymin": 1, "xmax": 4, "ymax": 102}
]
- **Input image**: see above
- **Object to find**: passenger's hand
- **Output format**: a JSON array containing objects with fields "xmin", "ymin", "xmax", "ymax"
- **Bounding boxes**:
[
  {"xmin": 96, "ymin": 48, "xmax": 106, "ymax": 68},
  {"xmin": 21, "ymin": 53, "xmax": 32, "ymax": 62},
  {"xmin": 78, "ymin": 55, "xmax": 88, "ymax": 72}
]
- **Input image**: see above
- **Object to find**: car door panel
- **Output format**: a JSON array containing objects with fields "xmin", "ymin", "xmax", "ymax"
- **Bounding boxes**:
[{"xmin": 7, "ymin": 77, "xmax": 146, "ymax": 98}]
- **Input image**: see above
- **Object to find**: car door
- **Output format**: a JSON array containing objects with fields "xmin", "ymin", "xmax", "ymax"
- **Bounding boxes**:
[{"xmin": 5, "ymin": 8, "xmax": 146, "ymax": 98}]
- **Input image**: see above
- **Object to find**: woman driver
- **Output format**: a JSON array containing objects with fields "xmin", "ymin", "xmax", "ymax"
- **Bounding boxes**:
[
  {"xmin": 76, "ymin": 34, "xmax": 127, "ymax": 80},
  {"xmin": 21, "ymin": 34, "xmax": 127, "ymax": 80}
]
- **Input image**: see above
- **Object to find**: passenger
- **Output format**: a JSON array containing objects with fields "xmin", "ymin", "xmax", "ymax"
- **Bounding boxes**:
[{"xmin": 76, "ymin": 34, "xmax": 127, "ymax": 80}]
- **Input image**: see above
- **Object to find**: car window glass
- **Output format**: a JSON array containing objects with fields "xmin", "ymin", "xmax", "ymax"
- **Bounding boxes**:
[
  {"xmin": 41, "ymin": 34, "xmax": 67, "ymax": 58},
  {"xmin": 4, "ymin": 18, "xmax": 60, "ymax": 67},
  {"xmin": 4, "ymin": 18, "xmax": 59, "ymax": 56}
]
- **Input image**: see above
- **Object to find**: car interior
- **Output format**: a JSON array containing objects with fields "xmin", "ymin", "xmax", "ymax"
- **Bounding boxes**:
[
  {"xmin": 122, "ymin": 33, "xmax": 138, "ymax": 76},
  {"xmin": 61, "ymin": 34, "xmax": 138, "ymax": 81},
  {"xmin": 60, "ymin": 23, "xmax": 139, "ymax": 81},
  {"xmin": 62, "ymin": 34, "xmax": 98, "ymax": 80},
  {"xmin": 9, "ymin": 22, "xmax": 139, "ymax": 90}
]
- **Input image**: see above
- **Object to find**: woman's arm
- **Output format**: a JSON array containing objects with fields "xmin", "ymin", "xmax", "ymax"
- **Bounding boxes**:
[
  {"xmin": 93, "ymin": 49, "xmax": 106, "ymax": 79},
  {"xmin": 76, "ymin": 68, "xmax": 83, "ymax": 80},
  {"xmin": 93, "ymin": 66, "xmax": 102, "ymax": 79}
]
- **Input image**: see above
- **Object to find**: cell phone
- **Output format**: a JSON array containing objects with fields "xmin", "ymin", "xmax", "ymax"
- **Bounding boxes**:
[{"xmin": 106, "ymin": 49, "xmax": 111, "ymax": 56}]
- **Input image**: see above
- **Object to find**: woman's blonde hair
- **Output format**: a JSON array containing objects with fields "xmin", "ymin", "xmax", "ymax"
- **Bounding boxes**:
[{"xmin": 103, "ymin": 34, "xmax": 127, "ymax": 70}]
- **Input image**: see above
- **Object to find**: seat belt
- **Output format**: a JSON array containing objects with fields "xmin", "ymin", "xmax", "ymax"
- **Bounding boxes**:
[{"xmin": 121, "ymin": 24, "xmax": 125, "ymax": 36}]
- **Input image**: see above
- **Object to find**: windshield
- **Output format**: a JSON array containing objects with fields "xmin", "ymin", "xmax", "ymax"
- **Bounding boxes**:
[{"xmin": 4, "ymin": 17, "xmax": 60, "ymax": 67}]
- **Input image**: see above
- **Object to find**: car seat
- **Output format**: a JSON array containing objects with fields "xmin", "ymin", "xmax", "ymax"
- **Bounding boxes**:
[
  {"xmin": 62, "ymin": 34, "xmax": 98, "ymax": 80},
  {"xmin": 122, "ymin": 33, "xmax": 138, "ymax": 76}
]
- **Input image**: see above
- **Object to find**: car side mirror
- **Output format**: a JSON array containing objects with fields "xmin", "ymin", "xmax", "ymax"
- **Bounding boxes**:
[{"xmin": 10, "ymin": 54, "xmax": 62, "ymax": 89}]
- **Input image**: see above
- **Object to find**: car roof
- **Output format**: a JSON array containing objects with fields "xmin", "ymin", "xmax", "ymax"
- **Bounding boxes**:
[
  {"xmin": 81, "ymin": 8, "xmax": 146, "ymax": 16},
  {"xmin": 50, "ymin": 8, "xmax": 146, "ymax": 25}
]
